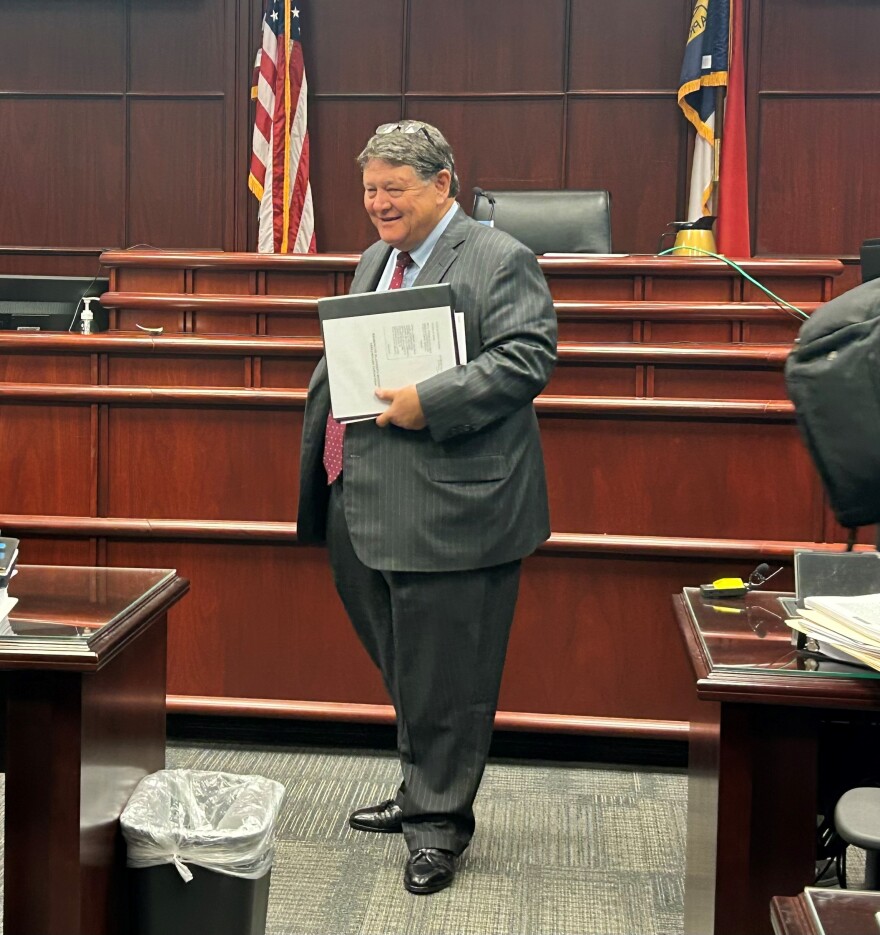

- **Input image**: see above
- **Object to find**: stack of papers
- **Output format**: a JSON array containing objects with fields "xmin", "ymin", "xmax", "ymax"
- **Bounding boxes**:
[
  {"xmin": 318, "ymin": 284, "xmax": 466, "ymax": 423},
  {"xmin": 0, "ymin": 536, "xmax": 20, "ymax": 628},
  {"xmin": 786, "ymin": 592, "xmax": 880, "ymax": 670},
  {"xmin": 0, "ymin": 536, "xmax": 19, "ymax": 587}
]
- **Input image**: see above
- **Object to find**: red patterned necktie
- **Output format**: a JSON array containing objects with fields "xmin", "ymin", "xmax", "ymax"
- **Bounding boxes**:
[{"xmin": 323, "ymin": 251, "xmax": 412, "ymax": 484}]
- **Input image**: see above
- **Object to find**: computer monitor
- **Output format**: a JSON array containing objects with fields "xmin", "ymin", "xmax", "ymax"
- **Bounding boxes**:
[{"xmin": 0, "ymin": 275, "xmax": 109, "ymax": 332}]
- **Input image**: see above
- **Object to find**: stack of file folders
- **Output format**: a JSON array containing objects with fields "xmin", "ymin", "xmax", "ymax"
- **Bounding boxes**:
[
  {"xmin": 786, "ymin": 592, "xmax": 880, "ymax": 671},
  {"xmin": 0, "ymin": 537, "xmax": 19, "ymax": 588},
  {"xmin": 0, "ymin": 536, "xmax": 19, "ymax": 623}
]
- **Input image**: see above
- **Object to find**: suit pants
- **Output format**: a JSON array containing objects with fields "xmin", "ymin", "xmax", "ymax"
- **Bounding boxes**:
[{"xmin": 326, "ymin": 481, "xmax": 521, "ymax": 855}]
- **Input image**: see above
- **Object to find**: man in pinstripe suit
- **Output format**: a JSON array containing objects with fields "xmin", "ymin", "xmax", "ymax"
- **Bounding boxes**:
[{"xmin": 297, "ymin": 121, "xmax": 557, "ymax": 894}]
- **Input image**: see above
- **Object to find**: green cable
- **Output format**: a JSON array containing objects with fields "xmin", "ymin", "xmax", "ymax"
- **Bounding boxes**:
[{"xmin": 657, "ymin": 245, "xmax": 810, "ymax": 320}]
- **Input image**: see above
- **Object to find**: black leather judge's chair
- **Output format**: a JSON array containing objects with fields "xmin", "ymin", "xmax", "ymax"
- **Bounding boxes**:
[{"xmin": 471, "ymin": 189, "xmax": 613, "ymax": 255}]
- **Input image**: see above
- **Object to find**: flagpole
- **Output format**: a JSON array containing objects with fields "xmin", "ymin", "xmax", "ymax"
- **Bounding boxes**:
[{"xmin": 713, "ymin": 85, "xmax": 725, "ymax": 212}]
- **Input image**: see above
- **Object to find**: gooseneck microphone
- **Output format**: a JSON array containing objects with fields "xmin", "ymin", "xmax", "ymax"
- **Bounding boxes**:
[{"xmin": 472, "ymin": 186, "xmax": 496, "ymax": 225}]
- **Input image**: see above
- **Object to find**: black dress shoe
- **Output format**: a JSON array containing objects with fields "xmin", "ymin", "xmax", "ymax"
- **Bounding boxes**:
[
  {"xmin": 403, "ymin": 848, "xmax": 456, "ymax": 895},
  {"xmin": 348, "ymin": 798, "xmax": 404, "ymax": 833}
]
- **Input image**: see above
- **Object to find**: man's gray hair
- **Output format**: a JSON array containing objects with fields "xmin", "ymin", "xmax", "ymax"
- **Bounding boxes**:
[{"xmin": 357, "ymin": 121, "xmax": 460, "ymax": 198}]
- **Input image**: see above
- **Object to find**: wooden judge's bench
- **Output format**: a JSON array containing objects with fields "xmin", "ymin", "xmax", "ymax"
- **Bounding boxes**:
[{"xmin": 0, "ymin": 250, "xmax": 854, "ymax": 741}]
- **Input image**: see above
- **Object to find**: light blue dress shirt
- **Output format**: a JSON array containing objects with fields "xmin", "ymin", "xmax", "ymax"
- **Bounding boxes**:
[{"xmin": 375, "ymin": 202, "xmax": 459, "ymax": 292}]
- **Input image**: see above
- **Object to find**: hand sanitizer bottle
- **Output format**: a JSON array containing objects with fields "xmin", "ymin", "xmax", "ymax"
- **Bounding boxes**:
[{"xmin": 80, "ymin": 297, "xmax": 96, "ymax": 335}]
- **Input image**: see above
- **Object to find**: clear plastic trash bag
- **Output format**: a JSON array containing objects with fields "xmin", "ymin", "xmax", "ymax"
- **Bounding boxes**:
[{"xmin": 121, "ymin": 769, "xmax": 286, "ymax": 882}]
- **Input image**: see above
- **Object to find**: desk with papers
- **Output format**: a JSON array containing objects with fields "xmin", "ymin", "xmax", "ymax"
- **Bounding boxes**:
[{"xmin": 674, "ymin": 588, "xmax": 880, "ymax": 935}]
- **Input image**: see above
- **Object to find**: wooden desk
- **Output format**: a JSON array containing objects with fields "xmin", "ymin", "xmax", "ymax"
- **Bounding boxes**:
[
  {"xmin": 1, "ymin": 565, "xmax": 189, "ymax": 935},
  {"xmin": 674, "ymin": 589, "xmax": 880, "ymax": 935},
  {"xmin": 772, "ymin": 888, "xmax": 880, "ymax": 935}
]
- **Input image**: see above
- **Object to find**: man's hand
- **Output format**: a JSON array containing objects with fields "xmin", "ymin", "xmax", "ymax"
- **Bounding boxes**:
[{"xmin": 375, "ymin": 385, "xmax": 426, "ymax": 430}]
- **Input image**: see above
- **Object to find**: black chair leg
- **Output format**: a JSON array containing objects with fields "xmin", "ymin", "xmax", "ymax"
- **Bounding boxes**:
[{"xmin": 866, "ymin": 850, "xmax": 880, "ymax": 889}]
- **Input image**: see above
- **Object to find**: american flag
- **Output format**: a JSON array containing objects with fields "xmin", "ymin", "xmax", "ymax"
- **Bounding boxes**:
[{"xmin": 249, "ymin": 0, "xmax": 316, "ymax": 253}]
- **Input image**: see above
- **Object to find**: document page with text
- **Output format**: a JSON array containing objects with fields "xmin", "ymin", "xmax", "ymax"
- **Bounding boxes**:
[{"xmin": 318, "ymin": 284, "xmax": 464, "ymax": 422}]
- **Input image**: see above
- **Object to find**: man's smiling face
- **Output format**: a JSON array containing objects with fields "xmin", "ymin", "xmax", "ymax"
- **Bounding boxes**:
[{"xmin": 362, "ymin": 159, "xmax": 452, "ymax": 252}]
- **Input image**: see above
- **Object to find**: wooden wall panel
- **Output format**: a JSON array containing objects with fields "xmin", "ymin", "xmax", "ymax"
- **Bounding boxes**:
[
  {"xmin": 547, "ymin": 364, "xmax": 638, "ymax": 398},
  {"xmin": 755, "ymin": 98, "xmax": 880, "ymax": 257},
  {"xmin": 541, "ymin": 416, "xmax": 821, "ymax": 541},
  {"xmin": 647, "ymin": 320, "xmax": 736, "ymax": 343},
  {"xmin": 4, "ymin": 0, "xmax": 880, "ymax": 263},
  {"xmin": 308, "ymin": 0, "xmax": 403, "ymax": 94},
  {"xmin": 504, "ymin": 552, "xmax": 704, "ymax": 721},
  {"xmin": 264, "ymin": 270, "xmax": 338, "ymax": 298},
  {"xmin": 0, "ymin": 354, "xmax": 92, "ymax": 385},
  {"xmin": 652, "ymin": 366, "xmax": 786, "ymax": 401},
  {"xmin": 309, "ymin": 100, "xmax": 404, "ymax": 252},
  {"xmin": 741, "ymin": 276, "xmax": 831, "ymax": 304},
  {"xmin": 0, "ymin": 1, "xmax": 124, "ymax": 92},
  {"xmin": 569, "ymin": 0, "xmax": 688, "ymax": 91},
  {"xmin": 408, "ymin": 0, "xmax": 567, "ymax": 93},
  {"xmin": 106, "ymin": 407, "xmax": 301, "ymax": 520},
  {"xmin": 566, "ymin": 98, "xmax": 684, "ymax": 254},
  {"xmin": 15, "ymin": 537, "xmax": 94, "ymax": 566},
  {"xmin": 107, "ymin": 356, "xmax": 248, "ymax": 388},
  {"xmin": 0, "ymin": 405, "xmax": 93, "ymax": 515},
  {"xmin": 193, "ymin": 313, "xmax": 258, "ymax": 335},
  {"xmin": 129, "ymin": 0, "xmax": 228, "ymax": 93},
  {"xmin": 265, "ymin": 313, "xmax": 322, "ymax": 337},
  {"xmin": 414, "ymin": 99, "xmax": 566, "ymax": 194},
  {"xmin": 261, "ymin": 358, "xmax": 322, "ymax": 388},
  {"xmin": 0, "ymin": 98, "xmax": 125, "ymax": 248},
  {"xmin": 192, "ymin": 270, "xmax": 255, "ymax": 295},
  {"xmin": 107, "ymin": 539, "xmax": 388, "ymax": 703},
  {"xmin": 129, "ymin": 100, "xmax": 228, "ymax": 249},
  {"xmin": 555, "ymin": 319, "xmax": 637, "ymax": 342},
  {"xmin": 759, "ymin": 0, "xmax": 880, "ymax": 92},
  {"xmin": 116, "ymin": 268, "xmax": 187, "ymax": 294}
]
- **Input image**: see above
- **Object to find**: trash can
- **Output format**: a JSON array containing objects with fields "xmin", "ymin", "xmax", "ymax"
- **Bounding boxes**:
[{"xmin": 120, "ymin": 769, "xmax": 286, "ymax": 935}]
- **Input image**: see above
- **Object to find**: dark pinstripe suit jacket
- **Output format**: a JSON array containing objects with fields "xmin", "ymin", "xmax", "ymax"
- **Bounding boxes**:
[{"xmin": 297, "ymin": 208, "xmax": 557, "ymax": 572}]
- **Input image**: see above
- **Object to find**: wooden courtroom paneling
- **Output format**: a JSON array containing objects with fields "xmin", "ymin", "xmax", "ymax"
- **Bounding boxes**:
[
  {"xmin": 106, "ymin": 406, "xmax": 301, "ymax": 521},
  {"xmin": 0, "ymin": 1, "xmax": 125, "ymax": 93},
  {"xmin": 407, "ymin": 0, "xmax": 567, "ymax": 93},
  {"xmin": 0, "ymin": 353, "xmax": 92, "ymax": 385},
  {"xmin": 758, "ymin": 0, "xmax": 880, "ymax": 93},
  {"xmin": 114, "ymin": 267, "xmax": 187, "ymax": 295},
  {"xmin": 651, "ymin": 364, "xmax": 787, "ymax": 401},
  {"xmin": 308, "ymin": 0, "xmax": 403, "ymax": 95},
  {"xmin": 14, "ymin": 537, "xmax": 95, "ymax": 567},
  {"xmin": 504, "ymin": 551, "xmax": 715, "ymax": 720},
  {"xmin": 129, "ymin": 0, "xmax": 229, "ymax": 94},
  {"xmin": 261, "ymin": 357, "xmax": 324, "ymax": 389},
  {"xmin": 754, "ymin": 98, "xmax": 880, "ymax": 258},
  {"xmin": 566, "ymin": 97, "xmax": 685, "ymax": 255},
  {"xmin": 569, "ymin": 0, "xmax": 688, "ymax": 91},
  {"xmin": 414, "ymin": 98, "xmax": 566, "ymax": 193},
  {"xmin": 129, "ymin": 99, "xmax": 229, "ymax": 249},
  {"xmin": 0, "ymin": 98, "xmax": 125, "ymax": 250},
  {"xmin": 4, "ymin": 0, "xmax": 880, "ymax": 264},
  {"xmin": 540, "ymin": 415, "xmax": 821, "ymax": 542},
  {"xmin": 0, "ymin": 405, "xmax": 94, "ymax": 516},
  {"xmin": 107, "ymin": 538, "xmax": 389, "ymax": 704},
  {"xmin": 192, "ymin": 312, "xmax": 259, "ymax": 335},
  {"xmin": 106, "ymin": 355, "xmax": 249, "ymax": 388},
  {"xmin": 309, "ymin": 99, "xmax": 404, "ymax": 252},
  {"xmin": 547, "ymin": 363, "xmax": 640, "ymax": 398},
  {"xmin": 646, "ymin": 319, "xmax": 738, "ymax": 343}
]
